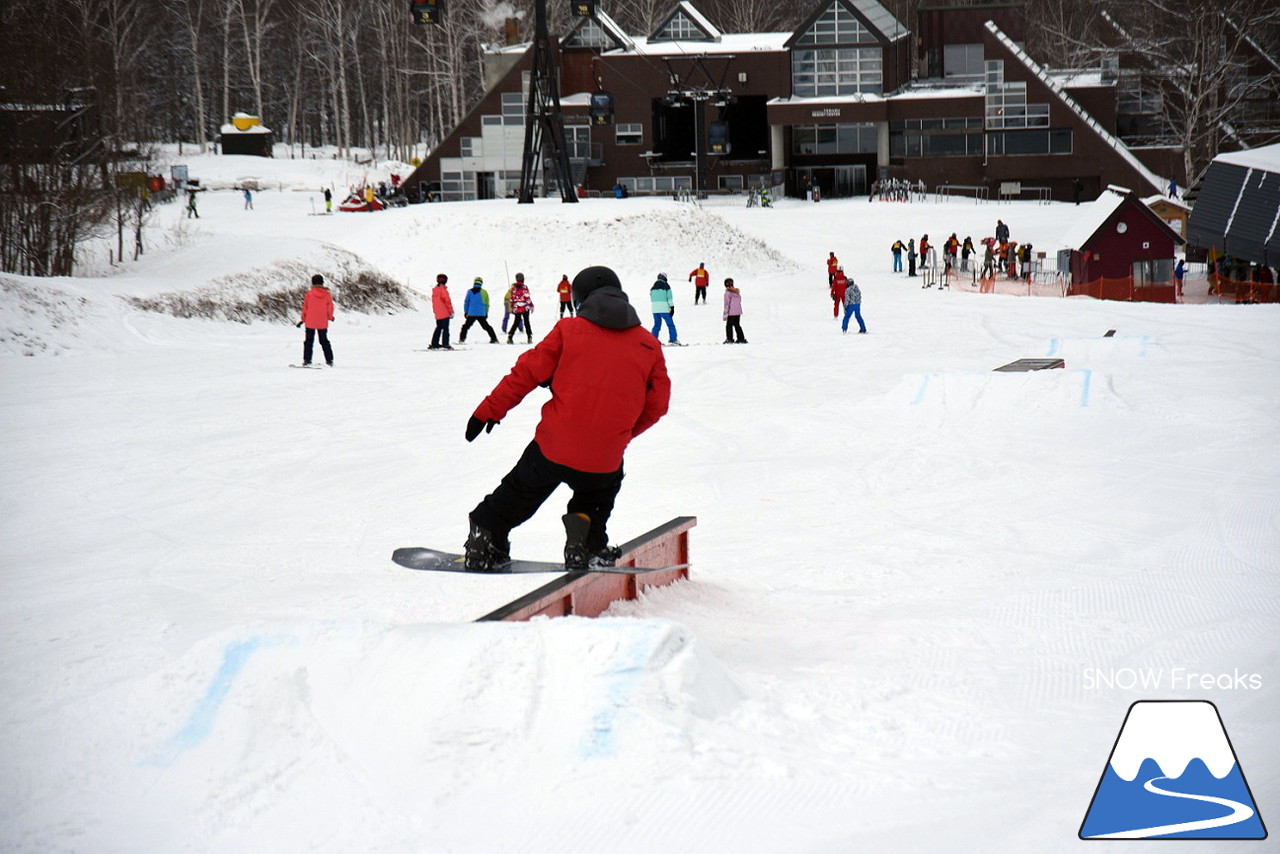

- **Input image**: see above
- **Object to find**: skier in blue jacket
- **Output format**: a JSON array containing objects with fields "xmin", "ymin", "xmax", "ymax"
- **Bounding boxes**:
[
  {"xmin": 458, "ymin": 277, "xmax": 500, "ymax": 343},
  {"xmin": 649, "ymin": 273, "xmax": 678, "ymax": 344}
]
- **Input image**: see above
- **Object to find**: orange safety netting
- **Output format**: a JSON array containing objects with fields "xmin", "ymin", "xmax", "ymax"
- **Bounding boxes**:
[{"xmin": 1208, "ymin": 275, "xmax": 1280, "ymax": 303}]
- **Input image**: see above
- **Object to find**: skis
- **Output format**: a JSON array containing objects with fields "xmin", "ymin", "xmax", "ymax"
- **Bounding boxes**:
[{"xmin": 391, "ymin": 547, "xmax": 686, "ymax": 575}]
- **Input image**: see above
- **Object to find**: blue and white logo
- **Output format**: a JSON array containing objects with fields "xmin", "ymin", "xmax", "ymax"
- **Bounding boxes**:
[{"xmin": 1080, "ymin": 700, "xmax": 1267, "ymax": 839}]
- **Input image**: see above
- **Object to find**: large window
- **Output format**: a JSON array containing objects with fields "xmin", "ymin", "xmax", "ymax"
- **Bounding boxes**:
[
  {"xmin": 617, "ymin": 175, "xmax": 693, "ymax": 194},
  {"xmin": 984, "ymin": 60, "xmax": 1050, "ymax": 129},
  {"xmin": 792, "ymin": 122, "xmax": 878, "ymax": 155},
  {"xmin": 944, "ymin": 44, "xmax": 984, "ymax": 80},
  {"xmin": 792, "ymin": 47, "xmax": 883, "ymax": 97},
  {"xmin": 654, "ymin": 11, "xmax": 708, "ymax": 41},
  {"xmin": 889, "ymin": 118, "xmax": 983, "ymax": 157},
  {"xmin": 794, "ymin": 3, "xmax": 875, "ymax": 45},
  {"xmin": 985, "ymin": 129, "xmax": 1072, "ymax": 156}
]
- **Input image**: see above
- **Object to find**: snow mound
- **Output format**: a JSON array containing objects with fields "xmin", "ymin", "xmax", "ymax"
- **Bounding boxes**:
[
  {"xmin": 384, "ymin": 200, "xmax": 799, "ymax": 290},
  {"xmin": 0, "ymin": 275, "xmax": 100, "ymax": 356},
  {"xmin": 124, "ymin": 246, "xmax": 416, "ymax": 324}
]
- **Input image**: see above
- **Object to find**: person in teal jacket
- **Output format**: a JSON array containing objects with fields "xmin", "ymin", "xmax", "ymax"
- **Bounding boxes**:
[
  {"xmin": 459, "ymin": 277, "xmax": 500, "ymax": 343},
  {"xmin": 649, "ymin": 273, "xmax": 678, "ymax": 344}
]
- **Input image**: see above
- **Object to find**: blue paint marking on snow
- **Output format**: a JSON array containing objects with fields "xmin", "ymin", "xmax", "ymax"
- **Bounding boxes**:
[
  {"xmin": 1076, "ymin": 369, "xmax": 1094, "ymax": 407},
  {"xmin": 910, "ymin": 373, "xmax": 932, "ymax": 405},
  {"xmin": 1047, "ymin": 338, "xmax": 1062, "ymax": 357},
  {"xmin": 583, "ymin": 629, "xmax": 659, "ymax": 760},
  {"xmin": 1139, "ymin": 335, "xmax": 1150, "ymax": 356},
  {"xmin": 146, "ymin": 636, "xmax": 269, "ymax": 767}
]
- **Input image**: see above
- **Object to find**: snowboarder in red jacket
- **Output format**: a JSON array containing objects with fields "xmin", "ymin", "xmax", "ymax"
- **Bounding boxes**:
[
  {"xmin": 463, "ymin": 266, "xmax": 671, "ymax": 571},
  {"xmin": 298, "ymin": 274, "xmax": 334, "ymax": 366}
]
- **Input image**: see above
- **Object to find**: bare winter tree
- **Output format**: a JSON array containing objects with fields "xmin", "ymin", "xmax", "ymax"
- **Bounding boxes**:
[{"xmin": 1069, "ymin": 0, "xmax": 1280, "ymax": 180}]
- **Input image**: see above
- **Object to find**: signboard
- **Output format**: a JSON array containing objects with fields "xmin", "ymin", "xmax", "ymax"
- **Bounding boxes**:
[
  {"xmin": 569, "ymin": 1, "xmax": 595, "ymax": 16},
  {"xmin": 410, "ymin": 0, "xmax": 442, "ymax": 25}
]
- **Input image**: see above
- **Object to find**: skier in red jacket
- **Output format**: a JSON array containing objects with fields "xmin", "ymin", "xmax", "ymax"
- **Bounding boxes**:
[
  {"xmin": 463, "ymin": 266, "xmax": 671, "ymax": 571},
  {"xmin": 298, "ymin": 273, "xmax": 334, "ymax": 366}
]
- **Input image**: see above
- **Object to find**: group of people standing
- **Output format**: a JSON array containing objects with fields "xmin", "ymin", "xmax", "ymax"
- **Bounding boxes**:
[
  {"xmin": 888, "ymin": 219, "xmax": 1033, "ymax": 282},
  {"xmin": 425, "ymin": 272, "xmax": 578, "ymax": 349}
]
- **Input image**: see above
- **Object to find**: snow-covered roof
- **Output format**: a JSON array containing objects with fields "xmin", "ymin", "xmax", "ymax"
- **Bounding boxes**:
[
  {"xmin": 1058, "ymin": 188, "xmax": 1129, "ymax": 250},
  {"xmin": 1143, "ymin": 193, "xmax": 1190, "ymax": 212},
  {"xmin": 220, "ymin": 123, "xmax": 272, "ymax": 134},
  {"xmin": 1214, "ymin": 143, "xmax": 1280, "ymax": 173},
  {"xmin": 849, "ymin": 0, "xmax": 907, "ymax": 42},
  {"xmin": 985, "ymin": 21, "xmax": 1164, "ymax": 196},
  {"xmin": 612, "ymin": 31, "xmax": 790, "ymax": 57}
]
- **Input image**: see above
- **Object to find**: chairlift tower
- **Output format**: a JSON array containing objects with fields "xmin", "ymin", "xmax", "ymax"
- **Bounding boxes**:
[
  {"xmin": 663, "ymin": 55, "xmax": 734, "ymax": 200},
  {"xmin": 518, "ymin": 0, "xmax": 577, "ymax": 203}
]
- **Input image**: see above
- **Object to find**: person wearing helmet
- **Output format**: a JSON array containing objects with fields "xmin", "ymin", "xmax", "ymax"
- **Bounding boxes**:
[
  {"xmin": 458, "ymin": 276, "xmax": 499, "ymax": 344},
  {"xmin": 506, "ymin": 273, "xmax": 534, "ymax": 344},
  {"xmin": 298, "ymin": 273, "xmax": 334, "ymax": 366},
  {"xmin": 556, "ymin": 274, "xmax": 574, "ymax": 317},
  {"xmin": 463, "ymin": 266, "xmax": 671, "ymax": 571},
  {"xmin": 429, "ymin": 273, "xmax": 455, "ymax": 349},
  {"xmin": 688, "ymin": 262, "xmax": 709, "ymax": 304},
  {"xmin": 649, "ymin": 272, "xmax": 678, "ymax": 344}
]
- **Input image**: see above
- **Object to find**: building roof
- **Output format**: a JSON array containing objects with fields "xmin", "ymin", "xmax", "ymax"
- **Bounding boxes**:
[
  {"xmin": 1059, "ymin": 187, "xmax": 1184, "ymax": 251},
  {"xmin": 785, "ymin": 0, "xmax": 908, "ymax": 49},
  {"xmin": 1214, "ymin": 143, "xmax": 1280, "ymax": 172},
  {"xmin": 985, "ymin": 21, "xmax": 1165, "ymax": 196},
  {"xmin": 1187, "ymin": 143, "xmax": 1280, "ymax": 263}
]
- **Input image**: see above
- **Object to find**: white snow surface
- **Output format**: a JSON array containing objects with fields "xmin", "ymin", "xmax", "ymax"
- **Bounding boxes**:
[{"xmin": 2, "ymin": 150, "xmax": 1278, "ymax": 853}]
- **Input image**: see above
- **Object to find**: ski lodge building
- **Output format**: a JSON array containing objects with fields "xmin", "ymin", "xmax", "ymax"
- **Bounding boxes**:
[{"xmin": 404, "ymin": 0, "xmax": 1203, "ymax": 203}]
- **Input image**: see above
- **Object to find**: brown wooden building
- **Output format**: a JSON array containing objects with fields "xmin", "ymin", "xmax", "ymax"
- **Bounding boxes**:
[{"xmin": 404, "ymin": 0, "xmax": 1180, "ymax": 203}]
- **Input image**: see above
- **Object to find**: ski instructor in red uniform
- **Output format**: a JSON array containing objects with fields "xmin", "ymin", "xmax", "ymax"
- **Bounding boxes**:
[{"xmin": 463, "ymin": 266, "xmax": 671, "ymax": 571}]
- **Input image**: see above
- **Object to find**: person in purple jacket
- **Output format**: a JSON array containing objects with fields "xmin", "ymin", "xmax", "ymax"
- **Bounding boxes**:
[{"xmin": 722, "ymin": 278, "xmax": 747, "ymax": 344}]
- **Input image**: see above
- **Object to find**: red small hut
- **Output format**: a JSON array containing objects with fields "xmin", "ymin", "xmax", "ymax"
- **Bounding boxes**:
[{"xmin": 1060, "ymin": 185, "xmax": 1185, "ymax": 302}]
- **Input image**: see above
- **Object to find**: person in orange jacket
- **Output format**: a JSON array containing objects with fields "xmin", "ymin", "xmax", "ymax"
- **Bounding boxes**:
[
  {"xmin": 298, "ymin": 273, "xmax": 334, "ymax": 366},
  {"xmin": 688, "ymin": 262, "xmax": 710, "ymax": 304},
  {"xmin": 830, "ymin": 267, "xmax": 848, "ymax": 318},
  {"xmin": 827, "ymin": 251, "xmax": 839, "ymax": 285},
  {"xmin": 556, "ymin": 273, "xmax": 574, "ymax": 317},
  {"xmin": 463, "ymin": 266, "xmax": 671, "ymax": 571},
  {"xmin": 429, "ymin": 273, "xmax": 455, "ymax": 349}
]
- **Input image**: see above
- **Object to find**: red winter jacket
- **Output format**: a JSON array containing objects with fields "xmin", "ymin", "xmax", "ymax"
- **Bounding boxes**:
[
  {"xmin": 301, "ymin": 286, "xmax": 334, "ymax": 329},
  {"xmin": 432, "ymin": 284, "xmax": 454, "ymax": 320},
  {"xmin": 473, "ymin": 317, "xmax": 671, "ymax": 473},
  {"xmin": 831, "ymin": 271, "xmax": 848, "ymax": 302}
]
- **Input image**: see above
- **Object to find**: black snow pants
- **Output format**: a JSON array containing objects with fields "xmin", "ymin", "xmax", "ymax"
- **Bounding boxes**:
[{"xmin": 470, "ymin": 441, "xmax": 624, "ymax": 553}]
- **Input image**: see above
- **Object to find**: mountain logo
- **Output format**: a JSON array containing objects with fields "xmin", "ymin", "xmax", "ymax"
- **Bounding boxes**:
[{"xmin": 1080, "ymin": 700, "xmax": 1267, "ymax": 840}]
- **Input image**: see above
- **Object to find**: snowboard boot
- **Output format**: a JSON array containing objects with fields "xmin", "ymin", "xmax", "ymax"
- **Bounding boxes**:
[
  {"xmin": 562, "ymin": 513, "xmax": 622, "ymax": 570},
  {"xmin": 464, "ymin": 517, "xmax": 511, "ymax": 572}
]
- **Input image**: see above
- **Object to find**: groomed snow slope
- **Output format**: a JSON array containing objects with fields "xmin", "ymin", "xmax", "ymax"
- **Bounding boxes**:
[{"xmin": 0, "ymin": 152, "xmax": 1276, "ymax": 853}]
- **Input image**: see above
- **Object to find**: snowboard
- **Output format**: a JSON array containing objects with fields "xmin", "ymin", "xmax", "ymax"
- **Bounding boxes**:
[
  {"xmin": 391, "ymin": 547, "xmax": 686, "ymax": 575},
  {"xmin": 413, "ymin": 346, "xmax": 469, "ymax": 352},
  {"xmin": 290, "ymin": 363, "xmax": 325, "ymax": 369}
]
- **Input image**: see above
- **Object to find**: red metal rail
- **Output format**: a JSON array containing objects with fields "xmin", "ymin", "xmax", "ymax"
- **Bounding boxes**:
[{"xmin": 476, "ymin": 516, "xmax": 696, "ymax": 622}]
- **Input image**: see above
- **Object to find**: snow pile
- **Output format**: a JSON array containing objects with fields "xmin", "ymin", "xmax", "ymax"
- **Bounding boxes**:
[{"xmin": 125, "ymin": 247, "xmax": 416, "ymax": 324}]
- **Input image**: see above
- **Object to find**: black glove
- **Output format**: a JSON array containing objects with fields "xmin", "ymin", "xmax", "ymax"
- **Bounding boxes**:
[
  {"xmin": 296, "ymin": 321, "xmax": 303, "ymax": 328},
  {"xmin": 466, "ymin": 415, "xmax": 499, "ymax": 442}
]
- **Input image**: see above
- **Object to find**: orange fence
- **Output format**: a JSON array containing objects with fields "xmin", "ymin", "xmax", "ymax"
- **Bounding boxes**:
[
  {"xmin": 1065, "ymin": 277, "xmax": 1177, "ymax": 303},
  {"xmin": 1209, "ymin": 275, "xmax": 1280, "ymax": 304}
]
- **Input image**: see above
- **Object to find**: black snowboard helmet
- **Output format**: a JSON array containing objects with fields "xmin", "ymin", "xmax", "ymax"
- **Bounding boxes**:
[
  {"xmin": 571, "ymin": 265, "xmax": 622, "ymax": 305},
  {"xmin": 311, "ymin": 274, "xmax": 324, "ymax": 285}
]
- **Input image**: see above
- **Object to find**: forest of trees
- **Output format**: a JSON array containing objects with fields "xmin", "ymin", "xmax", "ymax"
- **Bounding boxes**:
[
  {"xmin": 2, "ymin": 0, "xmax": 1276, "ymax": 277},
  {"xmin": 3, "ymin": 0, "xmax": 1276, "ymax": 162}
]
